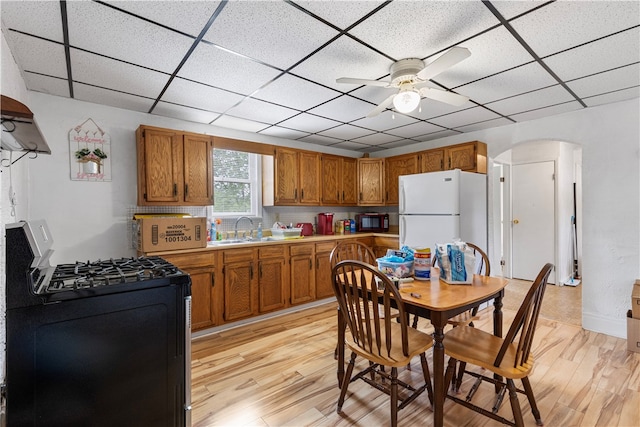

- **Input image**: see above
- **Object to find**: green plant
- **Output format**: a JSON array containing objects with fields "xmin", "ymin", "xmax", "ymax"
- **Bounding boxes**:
[
  {"xmin": 92, "ymin": 148, "xmax": 108, "ymax": 159},
  {"xmin": 75, "ymin": 148, "xmax": 108, "ymax": 160},
  {"xmin": 74, "ymin": 148, "xmax": 91, "ymax": 159}
]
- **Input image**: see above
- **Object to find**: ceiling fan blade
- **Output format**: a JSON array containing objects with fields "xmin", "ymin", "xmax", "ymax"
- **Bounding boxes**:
[
  {"xmin": 366, "ymin": 94, "xmax": 396, "ymax": 118},
  {"xmin": 336, "ymin": 77, "xmax": 390, "ymax": 88},
  {"xmin": 420, "ymin": 87, "xmax": 469, "ymax": 107},
  {"xmin": 416, "ymin": 47, "xmax": 471, "ymax": 81}
]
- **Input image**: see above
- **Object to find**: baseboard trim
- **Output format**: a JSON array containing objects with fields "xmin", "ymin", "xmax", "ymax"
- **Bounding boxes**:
[{"xmin": 582, "ymin": 311, "xmax": 627, "ymax": 339}]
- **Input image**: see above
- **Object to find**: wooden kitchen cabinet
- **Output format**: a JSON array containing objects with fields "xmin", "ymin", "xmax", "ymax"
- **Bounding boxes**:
[
  {"xmin": 162, "ymin": 252, "xmax": 219, "ymax": 331},
  {"xmin": 385, "ymin": 153, "xmax": 419, "ymax": 205},
  {"xmin": 136, "ymin": 125, "xmax": 213, "ymax": 206},
  {"xmin": 315, "ymin": 241, "xmax": 336, "ymax": 299},
  {"xmin": 268, "ymin": 147, "xmax": 321, "ymax": 206},
  {"xmin": 373, "ymin": 235, "xmax": 400, "ymax": 258},
  {"xmin": 358, "ymin": 158, "xmax": 385, "ymax": 206},
  {"xmin": 289, "ymin": 244, "xmax": 316, "ymax": 305},
  {"xmin": 419, "ymin": 141, "xmax": 487, "ymax": 174},
  {"xmin": 419, "ymin": 149, "xmax": 445, "ymax": 173},
  {"xmin": 222, "ymin": 248, "xmax": 257, "ymax": 322},
  {"xmin": 321, "ymin": 155, "xmax": 358, "ymax": 206},
  {"xmin": 257, "ymin": 246, "xmax": 288, "ymax": 313}
]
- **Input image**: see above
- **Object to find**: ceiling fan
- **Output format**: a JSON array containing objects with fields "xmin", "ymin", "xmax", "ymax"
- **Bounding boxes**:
[{"xmin": 336, "ymin": 46, "xmax": 471, "ymax": 117}]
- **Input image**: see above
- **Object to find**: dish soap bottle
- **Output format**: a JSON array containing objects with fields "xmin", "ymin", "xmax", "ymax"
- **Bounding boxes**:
[
  {"xmin": 209, "ymin": 218, "xmax": 216, "ymax": 242},
  {"xmin": 257, "ymin": 222, "xmax": 263, "ymax": 240}
]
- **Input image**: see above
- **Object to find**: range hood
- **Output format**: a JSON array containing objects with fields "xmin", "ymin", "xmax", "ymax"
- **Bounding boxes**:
[{"xmin": 1, "ymin": 95, "xmax": 51, "ymax": 154}]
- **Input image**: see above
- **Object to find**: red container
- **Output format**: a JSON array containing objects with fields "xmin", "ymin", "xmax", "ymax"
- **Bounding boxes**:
[
  {"xmin": 317, "ymin": 213, "xmax": 334, "ymax": 235},
  {"xmin": 296, "ymin": 223, "xmax": 313, "ymax": 236}
]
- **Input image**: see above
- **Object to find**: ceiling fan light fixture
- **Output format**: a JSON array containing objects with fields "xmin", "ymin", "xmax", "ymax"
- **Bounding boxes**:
[{"xmin": 393, "ymin": 89, "xmax": 421, "ymax": 113}]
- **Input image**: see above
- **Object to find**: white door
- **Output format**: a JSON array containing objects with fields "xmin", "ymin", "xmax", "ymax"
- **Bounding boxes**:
[{"xmin": 512, "ymin": 161, "xmax": 555, "ymax": 283}]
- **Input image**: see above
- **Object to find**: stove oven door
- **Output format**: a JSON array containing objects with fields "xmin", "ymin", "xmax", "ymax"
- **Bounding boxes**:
[{"xmin": 6, "ymin": 282, "xmax": 189, "ymax": 427}]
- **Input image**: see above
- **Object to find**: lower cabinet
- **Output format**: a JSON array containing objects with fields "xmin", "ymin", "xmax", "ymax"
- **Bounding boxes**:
[
  {"xmin": 222, "ymin": 248, "xmax": 257, "ymax": 322},
  {"xmin": 290, "ymin": 243, "xmax": 316, "ymax": 305},
  {"xmin": 257, "ymin": 246, "xmax": 288, "ymax": 313},
  {"xmin": 315, "ymin": 241, "xmax": 336, "ymax": 299}
]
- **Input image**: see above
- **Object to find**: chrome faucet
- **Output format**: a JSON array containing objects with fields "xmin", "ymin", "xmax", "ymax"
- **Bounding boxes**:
[{"xmin": 234, "ymin": 216, "xmax": 254, "ymax": 239}]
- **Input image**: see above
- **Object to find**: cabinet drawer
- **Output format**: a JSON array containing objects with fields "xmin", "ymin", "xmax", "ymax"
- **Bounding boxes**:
[
  {"xmin": 290, "ymin": 244, "xmax": 314, "ymax": 256},
  {"xmin": 259, "ymin": 245, "xmax": 285, "ymax": 258},
  {"xmin": 163, "ymin": 252, "xmax": 215, "ymax": 269},
  {"xmin": 315, "ymin": 241, "xmax": 336, "ymax": 253},
  {"xmin": 222, "ymin": 248, "xmax": 255, "ymax": 263}
]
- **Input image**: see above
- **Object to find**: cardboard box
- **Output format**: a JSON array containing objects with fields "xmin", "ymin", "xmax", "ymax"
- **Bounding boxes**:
[
  {"xmin": 632, "ymin": 282, "xmax": 640, "ymax": 319},
  {"xmin": 135, "ymin": 216, "xmax": 206, "ymax": 252},
  {"xmin": 627, "ymin": 310, "xmax": 640, "ymax": 353}
]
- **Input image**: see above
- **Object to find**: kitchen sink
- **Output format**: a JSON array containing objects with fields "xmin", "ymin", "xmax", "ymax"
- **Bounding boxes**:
[{"xmin": 208, "ymin": 237, "xmax": 277, "ymax": 246}]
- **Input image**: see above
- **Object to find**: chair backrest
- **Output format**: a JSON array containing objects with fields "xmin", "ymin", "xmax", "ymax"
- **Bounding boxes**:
[
  {"xmin": 332, "ymin": 260, "xmax": 410, "ymax": 359},
  {"xmin": 432, "ymin": 242, "xmax": 490, "ymax": 276},
  {"xmin": 495, "ymin": 263, "xmax": 554, "ymax": 369},
  {"xmin": 329, "ymin": 240, "xmax": 377, "ymax": 268}
]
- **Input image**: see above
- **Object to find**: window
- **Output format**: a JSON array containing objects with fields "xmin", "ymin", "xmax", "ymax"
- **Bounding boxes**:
[{"xmin": 212, "ymin": 148, "xmax": 261, "ymax": 216}]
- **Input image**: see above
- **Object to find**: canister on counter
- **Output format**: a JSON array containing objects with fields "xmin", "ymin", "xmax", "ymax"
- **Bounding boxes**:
[
  {"xmin": 335, "ymin": 220, "xmax": 344, "ymax": 234},
  {"xmin": 414, "ymin": 247, "xmax": 431, "ymax": 280},
  {"xmin": 344, "ymin": 219, "xmax": 351, "ymax": 233}
]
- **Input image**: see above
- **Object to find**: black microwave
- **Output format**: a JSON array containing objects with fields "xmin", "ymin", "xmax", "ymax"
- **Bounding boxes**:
[{"xmin": 355, "ymin": 213, "xmax": 389, "ymax": 232}]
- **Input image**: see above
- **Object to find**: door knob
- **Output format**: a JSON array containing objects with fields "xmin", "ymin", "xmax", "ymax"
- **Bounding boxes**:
[{"xmin": 513, "ymin": 219, "xmax": 519, "ymax": 224}]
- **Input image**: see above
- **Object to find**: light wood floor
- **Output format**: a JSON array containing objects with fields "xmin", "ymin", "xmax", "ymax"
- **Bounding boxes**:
[{"xmin": 191, "ymin": 283, "xmax": 638, "ymax": 427}]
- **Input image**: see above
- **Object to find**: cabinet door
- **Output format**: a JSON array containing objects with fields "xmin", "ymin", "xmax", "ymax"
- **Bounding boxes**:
[
  {"xmin": 315, "ymin": 242, "xmax": 336, "ymax": 300},
  {"xmin": 420, "ymin": 149, "xmax": 445, "ymax": 173},
  {"xmin": 341, "ymin": 157, "xmax": 358, "ymax": 205},
  {"xmin": 138, "ymin": 127, "xmax": 183, "ymax": 204},
  {"xmin": 321, "ymin": 155, "xmax": 341, "ymax": 205},
  {"xmin": 298, "ymin": 151, "xmax": 321, "ymax": 205},
  {"xmin": 373, "ymin": 236, "xmax": 399, "ymax": 258},
  {"xmin": 290, "ymin": 244, "xmax": 315, "ymax": 305},
  {"xmin": 446, "ymin": 143, "xmax": 477, "ymax": 171},
  {"xmin": 385, "ymin": 154, "xmax": 418, "ymax": 205},
  {"xmin": 274, "ymin": 148, "xmax": 298, "ymax": 204},
  {"xmin": 223, "ymin": 259, "xmax": 256, "ymax": 321},
  {"xmin": 183, "ymin": 133, "xmax": 213, "ymax": 205},
  {"xmin": 187, "ymin": 267, "xmax": 217, "ymax": 330},
  {"xmin": 258, "ymin": 258, "xmax": 287, "ymax": 313},
  {"xmin": 358, "ymin": 158, "xmax": 385, "ymax": 206}
]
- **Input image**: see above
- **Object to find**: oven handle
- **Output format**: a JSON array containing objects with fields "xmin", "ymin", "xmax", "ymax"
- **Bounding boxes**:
[{"xmin": 184, "ymin": 296, "xmax": 192, "ymax": 426}]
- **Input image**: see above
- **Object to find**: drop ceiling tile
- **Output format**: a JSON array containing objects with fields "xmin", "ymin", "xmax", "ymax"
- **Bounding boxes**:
[
  {"xmin": 253, "ymin": 74, "xmax": 340, "ymax": 111},
  {"xmin": 379, "ymin": 139, "xmax": 421, "ymax": 149},
  {"xmin": 348, "ymin": 1, "xmax": 499, "ymax": 60},
  {"xmin": 161, "ymin": 78, "xmax": 245, "ymax": 113},
  {"xmin": 259, "ymin": 126, "xmax": 310, "ymax": 140},
  {"xmin": 178, "ymin": 43, "xmax": 282, "ymax": 95},
  {"xmin": 103, "ymin": 1, "xmax": 222, "ymax": 36},
  {"xmin": 510, "ymin": 101, "xmax": 583, "ymax": 122},
  {"xmin": 212, "ymin": 115, "xmax": 269, "ymax": 133},
  {"xmin": 317, "ymin": 124, "xmax": 374, "ymax": 140},
  {"xmin": 510, "ymin": 1, "xmax": 640, "ymax": 57},
  {"xmin": 66, "ymin": 1, "xmax": 194, "ymax": 73},
  {"xmin": 226, "ymin": 98, "xmax": 298, "ymax": 125},
  {"xmin": 543, "ymin": 27, "xmax": 640, "ymax": 81},
  {"xmin": 351, "ymin": 110, "xmax": 417, "ymax": 132},
  {"xmin": 455, "ymin": 62, "xmax": 556, "ymax": 105},
  {"xmin": 203, "ymin": 0, "xmax": 338, "ymax": 69},
  {"xmin": 307, "ymin": 96, "xmax": 376, "ymax": 122},
  {"xmin": 408, "ymin": 99, "xmax": 469, "ymax": 121},
  {"xmin": 350, "ymin": 133, "xmax": 404, "ymax": 146},
  {"xmin": 453, "ymin": 117, "xmax": 513, "ymax": 133},
  {"xmin": 436, "ymin": 26, "xmax": 534, "ymax": 89},
  {"xmin": 74, "ymin": 83, "xmax": 155, "ymax": 113},
  {"xmin": 0, "ymin": 1, "xmax": 64, "ymax": 42},
  {"xmin": 293, "ymin": 1, "xmax": 386, "ymax": 29},
  {"xmin": 71, "ymin": 49, "xmax": 170, "ymax": 98},
  {"xmin": 4, "ymin": 32, "xmax": 67, "ymax": 78},
  {"xmin": 277, "ymin": 113, "xmax": 342, "ymax": 134},
  {"xmin": 298, "ymin": 134, "xmax": 342, "ymax": 146},
  {"xmin": 329, "ymin": 141, "xmax": 371, "ymax": 151},
  {"xmin": 583, "ymin": 87, "xmax": 640, "ymax": 108},
  {"xmin": 350, "ymin": 85, "xmax": 398, "ymax": 106},
  {"xmin": 491, "ymin": 1, "xmax": 552, "ymax": 20},
  {"xmin": 487, "ymin": 85, "xmax": 575, "ymax": 116},
  {"xmin": 429, "ymin": 106, "xmax": 502, "ymax": 129},
  {"xmin": 567, "ymin": 64, "xmax": 640, "ymax": 99},
  {"xmin": 414, "ymin": 129, "xmax": 461, "ymax": 142},
  {"xmin": 291, "ymin": 35, "xmax": 393, "ymax": 93},
  {"xmin": 23, "ymin": 73, "xmax": 70, "ymax": 98},
  {"xmin": 386, "ymin": 121, "xmax": 445, "ymax": 139},
  {"xmin": 153, "ymin": 102, "xmax": 220, "ymax": 124}
]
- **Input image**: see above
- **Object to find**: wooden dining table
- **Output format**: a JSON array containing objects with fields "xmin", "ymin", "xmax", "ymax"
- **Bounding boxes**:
[{"xmin": 335, "ymin": 270, "xmax": 509, "ymax": 427}]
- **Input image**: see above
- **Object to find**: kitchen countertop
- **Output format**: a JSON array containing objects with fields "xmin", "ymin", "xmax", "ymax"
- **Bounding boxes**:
[{"xmin": 143, "ymin": 232, "xmax": 399, "ymax": 257}]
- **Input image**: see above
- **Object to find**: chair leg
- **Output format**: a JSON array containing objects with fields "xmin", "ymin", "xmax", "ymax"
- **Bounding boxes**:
[
  {"xmin": 337, "ymin": 352, "xmax": 356, "ymax": 412},
  {"xmin": 454, "ymin": 361, "xmax": 468, "ymax": 393},
  {"xmin": 444, "ymin": 357, "xmax": 457, "ymax": 393},
  {"xmin": 411, "ymin": 314, "xmax": 419, "ymax": 329},
  {"xmin": 507, "ymin": 379, "xmax": 525, "ymax": 427},
  {"xmin": 420, "ymin": 353, "xmax": 434, "ymax": 408},
  {"xmin": 521, "ymin": 376, "xmax": 544, "ymax": 426},
  {"xmin": 391, "ymin": 367, "xmax": 399, "ymax": 427}
]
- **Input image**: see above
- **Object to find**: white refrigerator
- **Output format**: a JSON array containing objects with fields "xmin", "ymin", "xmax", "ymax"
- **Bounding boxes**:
[{"xmin": 399, "ymin": 169, "xmax": 487, "ymax": 255}]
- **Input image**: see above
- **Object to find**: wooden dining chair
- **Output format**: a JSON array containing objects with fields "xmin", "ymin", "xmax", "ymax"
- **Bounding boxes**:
[
  {"xmin": 443, "ymin": 263, "xmax": 554, "ymax": 427},
  {"xmin": 332, "ymin": 260, "xmax": 434, "ymax": 427}
]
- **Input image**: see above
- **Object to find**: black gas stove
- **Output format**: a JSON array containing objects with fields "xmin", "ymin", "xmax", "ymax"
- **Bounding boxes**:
[{"xmin": 5, "ymin": 220, "xmax": 192, "ymax": 427}]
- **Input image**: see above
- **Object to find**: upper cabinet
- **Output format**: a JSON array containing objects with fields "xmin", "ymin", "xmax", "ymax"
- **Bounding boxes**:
[
  {"xmin": 321, "ymin": 155, "xmax": 358, "ymax": 206},
  {"xmin": 358, "ymin": 158, "xmax": 385, "ymax": 206},
  {"xmin": 136, "ymin": 125, "xmax": 213, "ymax": 206},
  {"xmin": 385, "ymin": 153, "xmax": 418, "ymax": 205},
  {"xmin": 419, "ymin": 149, "xmax": 445, "ymax": 173},
  {"xmin": 264, "ymin": 147, "xmax": 321, "ymax": 206},
  {"xmin": 418, "ymin": 141, "xmax": 487, "ymax": 174}
]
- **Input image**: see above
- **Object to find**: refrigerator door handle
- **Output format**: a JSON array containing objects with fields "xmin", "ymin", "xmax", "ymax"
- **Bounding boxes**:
[
  {"xmin": 400, "ymin": 216, "xmax": 406, "ymax": 245},
  {"xmin": 399, "ymin": 182, "xmax": 406, "ymax": 214}
]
